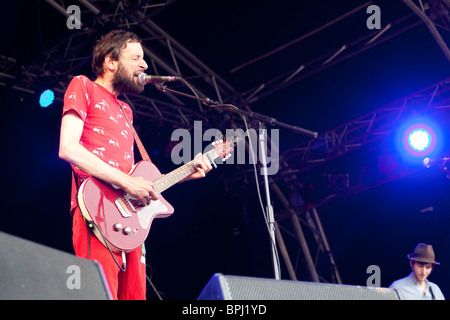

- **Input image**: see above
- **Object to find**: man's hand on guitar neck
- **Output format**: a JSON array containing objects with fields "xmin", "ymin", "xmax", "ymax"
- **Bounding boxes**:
[{"xmin": 181, "ymin": 153, "xmax": 213, "ymax": 182}]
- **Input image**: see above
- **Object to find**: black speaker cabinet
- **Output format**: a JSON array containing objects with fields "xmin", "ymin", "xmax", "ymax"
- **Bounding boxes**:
[
  {"xmin": 0, "ymin": 231, "xmax": 111, "ymax": 300},
  {"xmin": 198, "ymin": 273, "xmax": 400, "ymax": 300}
]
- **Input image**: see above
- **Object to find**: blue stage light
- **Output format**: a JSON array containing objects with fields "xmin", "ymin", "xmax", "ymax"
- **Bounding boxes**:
[
  {"xmin": 39, "ymin": 89, "xmax": 55, "ymax": 108},
  {"xmin": 399, "ymin": 121, "xmax": 438, "ymax": 158},
  {"xmin": 408, "ymin": 129, "xmax": 431, "ymax": 151}
]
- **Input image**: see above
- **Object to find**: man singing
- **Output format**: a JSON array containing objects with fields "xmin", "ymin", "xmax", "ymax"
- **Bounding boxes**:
[{"xmin": 59, "ymin": 30, "xmax": 211, "ymax": 299}]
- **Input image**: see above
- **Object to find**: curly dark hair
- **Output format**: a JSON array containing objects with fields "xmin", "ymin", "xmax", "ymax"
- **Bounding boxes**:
[{"xmin": 91, "ymin": 30, "xmax": 142, "ymax": 77}]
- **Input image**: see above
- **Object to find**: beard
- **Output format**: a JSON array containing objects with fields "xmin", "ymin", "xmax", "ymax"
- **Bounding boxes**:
[{"xmin": 112, "ymin": 63, "xmax": 144, "ymax": 95}]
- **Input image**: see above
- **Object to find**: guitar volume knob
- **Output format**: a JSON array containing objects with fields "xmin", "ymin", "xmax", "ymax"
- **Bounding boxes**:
[
  {"xmin": 123, "ymin": 227, "xmax": 132, "ymax": 235},
  {"xmin": 113, "ymin": 223, "xmax": 123, "ymax": 231}
]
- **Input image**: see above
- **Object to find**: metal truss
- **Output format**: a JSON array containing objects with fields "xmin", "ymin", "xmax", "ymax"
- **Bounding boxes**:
[
  {"xmin": 3, "ymin": 0, "xmax": 450, "ymax": 285},
  {"xmin": 281, "ymin": 77, "xmax": 450, "ymax": 177},
  {"xmin": 237, "ymin": 0, "xmax": 450, "ymax": 106},
  {"xmin": 403, "ymin": 0, "xmax": 450, "ymax": 63},
  {"xmin": 234, "ymin": 1, "xmax": 419, "ymax": 104}
]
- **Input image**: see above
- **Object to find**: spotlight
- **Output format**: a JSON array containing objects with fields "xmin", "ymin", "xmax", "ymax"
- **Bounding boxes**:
[
  {"xmin": 39, "ymin": 89, "xmax": 55, "ymax": 108},
  {"xmin": 399, "ymin": 121, "xmax": 439, "ymax": 159},
  {"xmin": 408, "ymin": 129, "xmax": 431, "ymax": 152}
]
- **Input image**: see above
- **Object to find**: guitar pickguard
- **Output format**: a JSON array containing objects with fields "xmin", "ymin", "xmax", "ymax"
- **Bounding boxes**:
[{"xmin": 137, "ymin": 200, "xmax": 169, "ymax": 229}]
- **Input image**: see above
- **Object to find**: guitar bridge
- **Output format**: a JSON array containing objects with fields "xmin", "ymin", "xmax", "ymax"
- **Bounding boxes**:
[{"xmin": 115, "ymin": 194, "xmax": 136, "ymax": 218}]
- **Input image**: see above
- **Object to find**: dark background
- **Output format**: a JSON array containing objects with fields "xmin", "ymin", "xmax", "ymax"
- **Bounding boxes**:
[{"xmin": 1, "ymin": 0, "xmax": 450, "ymax": 300}]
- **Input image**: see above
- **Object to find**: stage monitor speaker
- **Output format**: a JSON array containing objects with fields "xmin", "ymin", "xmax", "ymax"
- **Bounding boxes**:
[
  {"xmin": 197, "ymin": 273, "xmax": 400, "ymax": 300},
  {"xmin": 0, "ymin": 231, "xmax": 111, "ymax": 300}
]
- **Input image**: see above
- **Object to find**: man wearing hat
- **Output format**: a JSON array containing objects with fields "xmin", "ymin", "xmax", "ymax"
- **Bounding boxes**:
[{"xmin": 389, "ymin": 243, "xmax": 445, "ymax": 300}]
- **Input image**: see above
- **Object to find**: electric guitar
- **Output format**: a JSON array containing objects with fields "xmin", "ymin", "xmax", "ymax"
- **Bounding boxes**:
[{"xmin": 77, "ymin": 138, "xmax": 237, "ymax": 253}]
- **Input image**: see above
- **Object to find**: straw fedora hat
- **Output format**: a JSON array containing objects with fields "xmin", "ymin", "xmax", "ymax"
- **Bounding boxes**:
[{"xmin": 407, "ymin": 243, "xmax": 440, "ymax": 265}]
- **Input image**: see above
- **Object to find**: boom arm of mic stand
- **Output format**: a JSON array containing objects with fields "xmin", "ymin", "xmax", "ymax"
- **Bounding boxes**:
[
  {"xmin": 155, "ymin": 85, "xmax": 318, "ymax": 139},
  {"xmin": 229, "ymin": 108, "xmax": 319, "ymax": 139}
]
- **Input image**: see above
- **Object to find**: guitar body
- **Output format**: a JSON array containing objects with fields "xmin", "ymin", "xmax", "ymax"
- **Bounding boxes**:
[{"xmin": 78, "ymin": 160, "xmax": 174, "ymax": 253}]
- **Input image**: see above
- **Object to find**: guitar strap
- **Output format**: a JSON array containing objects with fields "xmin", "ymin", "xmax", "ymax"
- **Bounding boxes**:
[
  {"xmin": 119, "ymin": 103, "xmax": 152, "ymax": 163},
  {"xmin": 70, "ymin": 170, "xmax": 80, "ymax": 217}
]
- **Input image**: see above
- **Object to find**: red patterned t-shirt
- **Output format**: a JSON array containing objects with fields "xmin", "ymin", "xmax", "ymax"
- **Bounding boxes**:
[{"xmin": 62, "ymin": 75, "xmax": 135, "ymax": 213}]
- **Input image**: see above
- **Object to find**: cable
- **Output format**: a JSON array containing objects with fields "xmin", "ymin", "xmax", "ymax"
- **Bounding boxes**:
[
  {"xmin": 145, "ymin": 264, "xmax": 164, "ymax": 300},
  {"xmin": 84, "ymin": 213, "xmax": 166, "ymax": 299},
  {"xmin": 241, "ymin": 116, "xmax": 281, "ymax": 277},
  {"xmin": 84, "ymin": 217, "xmax": 126, "ymax": 272}
]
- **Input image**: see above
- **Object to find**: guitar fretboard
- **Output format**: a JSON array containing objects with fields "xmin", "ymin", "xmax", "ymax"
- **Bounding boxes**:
[{"xmin": 153, "ymin": 149, "xmax": 218, "ymax": 194}]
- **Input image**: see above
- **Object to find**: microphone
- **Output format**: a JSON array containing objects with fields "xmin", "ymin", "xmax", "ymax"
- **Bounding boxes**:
[
  {"xmin": 138, "ymin": 73, "xmax": 180, "ymax": 85},
  {"xmin": 423, "ymin": 157, "xmax": 450, "ymax": 168}
]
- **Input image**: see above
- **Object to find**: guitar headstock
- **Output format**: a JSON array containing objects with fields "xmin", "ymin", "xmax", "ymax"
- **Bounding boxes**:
[{"xmin": 211, "ymin": 136, "xmax": 240, "ymax": 161}]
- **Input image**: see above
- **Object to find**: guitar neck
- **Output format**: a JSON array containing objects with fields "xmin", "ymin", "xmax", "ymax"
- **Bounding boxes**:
[{"xmin": 153, "ymin": 150, "xmax": 217, "ymax": 194}]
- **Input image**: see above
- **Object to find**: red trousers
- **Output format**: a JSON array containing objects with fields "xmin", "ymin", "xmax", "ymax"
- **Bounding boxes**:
[{"xmin": 72, "ymin": 207, "xmax": 147, "ymax": 300}]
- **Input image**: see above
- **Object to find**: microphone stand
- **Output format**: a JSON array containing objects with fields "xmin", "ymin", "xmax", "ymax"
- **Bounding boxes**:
[
  {"xmin": 154, "ymin": 83, "xmax": 318, "ymax": 280},
  {"xmin": 154, "ymin": 84, "xmax": 318, "ymax": 138},
  {"xmin": 257, "ymin": 121, "xmax": 280, "ymax": 279}
]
